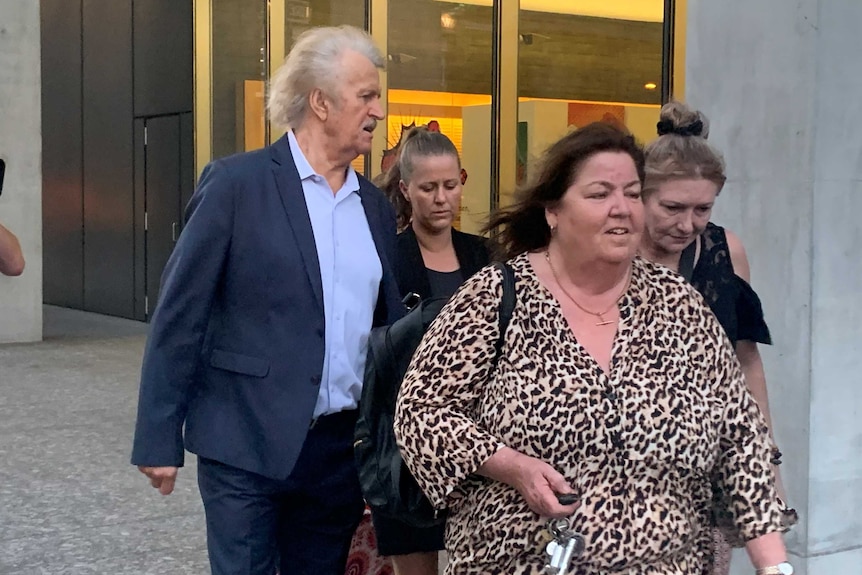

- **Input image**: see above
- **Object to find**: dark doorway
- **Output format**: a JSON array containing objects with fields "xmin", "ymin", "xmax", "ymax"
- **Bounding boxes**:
[{"xmin": 134, "ymin": 113, "xmax": 194, "ymax": 321}]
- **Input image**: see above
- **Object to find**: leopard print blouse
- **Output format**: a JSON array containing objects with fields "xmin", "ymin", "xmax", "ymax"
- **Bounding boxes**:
[{"xmin": 394, "ymin": 253, "xmax": 790, "ymax": 575}]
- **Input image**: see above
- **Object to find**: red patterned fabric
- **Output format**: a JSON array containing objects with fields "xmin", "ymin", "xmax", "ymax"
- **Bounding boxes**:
[{"xmin": 345, "ymin": 508, "xmax": 394, "ymax": 575}]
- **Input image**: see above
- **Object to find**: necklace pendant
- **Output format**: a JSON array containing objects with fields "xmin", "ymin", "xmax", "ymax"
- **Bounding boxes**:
[{"xmin": 595, "ymin": 313, "xmax": 614, "ymax": 326}]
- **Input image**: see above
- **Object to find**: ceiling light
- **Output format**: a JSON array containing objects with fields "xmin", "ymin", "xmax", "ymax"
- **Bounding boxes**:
[
  {"xmin": 644, "ymin": 82, "xmax": 657, "ymax": 90},
  {"xmin": 440, "ymin": 13, "xmax": 456, "ymax": 29}
]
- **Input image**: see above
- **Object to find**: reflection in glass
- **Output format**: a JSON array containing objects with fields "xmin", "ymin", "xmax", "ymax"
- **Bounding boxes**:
[
  {"xmin": 387, "ymin": 0, "xmax": 493, "ymax": 233},
  {"xmin": 517, "ymin": 2, "xmax": 665, "ymax": 183},
  {"xmin": 210, "ymin": 0, "xmax": 267, "ymax": 160},
  {"xmin": 277, "ymin": 1, "xmax": 367, "ymax": 173},
  {"xmin": 210, "ymin": 1, "xmax": 366, "ymax": 167}
]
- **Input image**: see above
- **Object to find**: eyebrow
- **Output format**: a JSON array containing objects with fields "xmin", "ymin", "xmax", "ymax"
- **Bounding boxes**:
[
  {"xmin": 420, "ymin": 179, "xmax": 460, "ymax": 185},
  {"xmin": 661, "ymin": 200, "xmax": 714, "ymax": 207},
  {"xmin": 586, "ymin": 180, "xmax": 641, "ymax": 188}
]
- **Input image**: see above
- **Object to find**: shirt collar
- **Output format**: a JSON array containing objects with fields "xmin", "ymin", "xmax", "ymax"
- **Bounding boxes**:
[{"xmin": 287, "ymin": 130, "xmax": 360, "ymax": 194}]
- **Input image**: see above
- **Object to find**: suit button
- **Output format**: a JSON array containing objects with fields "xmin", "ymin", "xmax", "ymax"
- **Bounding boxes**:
[{"xmin": 310, "ymin": 375, "xmax": 321, "ymax": 386}]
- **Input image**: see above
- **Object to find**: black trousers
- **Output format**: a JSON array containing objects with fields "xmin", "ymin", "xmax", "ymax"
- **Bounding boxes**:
[{"xmin": 197, "ymin": 410, "xmax": 364, "ymax": 575}]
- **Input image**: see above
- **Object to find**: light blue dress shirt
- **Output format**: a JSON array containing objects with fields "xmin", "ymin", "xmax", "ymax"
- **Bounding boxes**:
[{"xmin": 287, "ymin": 131, "xmax": 382, "ymax": 417}]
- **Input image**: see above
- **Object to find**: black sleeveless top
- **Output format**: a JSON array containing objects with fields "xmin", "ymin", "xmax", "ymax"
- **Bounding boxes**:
[{"xmin": 679, "ymin": 223, "xmax": 772, "ymax": 347}]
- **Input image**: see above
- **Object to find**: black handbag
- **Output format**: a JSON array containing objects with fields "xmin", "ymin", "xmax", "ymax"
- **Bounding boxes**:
[{"xmin": 354, "ymin": 262, "xmax": 516, "ymax": 528}]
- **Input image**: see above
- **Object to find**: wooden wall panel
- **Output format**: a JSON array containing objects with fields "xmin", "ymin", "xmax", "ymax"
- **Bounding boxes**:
[
  {"xmin": 41, "ymin": 0, "xmax": 84, "ymax": 309},
  {"xmin": 82, "ymin": 0, "xmax": 135, "ymax": 317},
  {"xmin": 41, "ymin": 0, "xmax": 197, "ymax": 319},
  {"xmin": 518, "ymin": 11, "xmax": 663, "ymax": 104},
  {"xmin": 133, "ymin": 0, "xmax": 194, "ymax": 117}
]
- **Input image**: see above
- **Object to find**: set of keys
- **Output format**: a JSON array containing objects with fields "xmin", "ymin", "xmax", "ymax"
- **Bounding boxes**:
[
  {"xmin": 541, "ymin": 518, "xmax": 585, "ymax": 574},
  {"xmin": 540, "ymin": 493, "xmax": 585, "ymax": 575}
]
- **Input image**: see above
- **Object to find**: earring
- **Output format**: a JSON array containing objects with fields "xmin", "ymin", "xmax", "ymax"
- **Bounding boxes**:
[{"xmin": 549, "ymin": 224, "xmax": 557, "ymax": 235}]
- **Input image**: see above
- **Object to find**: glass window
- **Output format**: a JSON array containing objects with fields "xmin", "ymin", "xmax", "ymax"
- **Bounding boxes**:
[
  {"xmin": 208, "ymin": 0, "xmax": 366, "ymax": 166},
  {"xmin": 272, "ymin": 1, "xmax": 367, "ymax": 173},
  {"xmin": 199, "ymin": 0, "xmax": 675, "ymax": 189},
  {"xmin": 516, "ymin": 1, "xmax": 665, "ymax": 183},
  {"xmin": 210, "ymin": 0, "xmax": 267, "ymax": 161},
  {"xmin": 386, "ymin": 0, "xmax": 493, "ymax": 234}
]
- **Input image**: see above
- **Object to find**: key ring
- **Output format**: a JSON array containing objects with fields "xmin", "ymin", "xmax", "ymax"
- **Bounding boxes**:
[{"xmin": 547, "ymin": 518, "xmax": 570, "ymax": 538}]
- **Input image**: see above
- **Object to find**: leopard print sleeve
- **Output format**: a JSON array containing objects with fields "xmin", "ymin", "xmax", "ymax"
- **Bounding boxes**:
[
  {"xmin": 704, "ymin": 302, "xmax": 794, "ymax": 544},
  {"xmin": 394, "ymin": 263, "xmax": 505, "ymax": 509}
]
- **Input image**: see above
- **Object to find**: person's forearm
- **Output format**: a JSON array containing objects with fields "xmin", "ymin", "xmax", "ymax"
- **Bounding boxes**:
[
  {"xmin": 476, "ymin": 445, "xmax": 523, "ymax": 485},
  {"xmin": 738, "ymin": 340, "xmax": 788, "ymax": 500},
  {"xmin": 745, "ymin": 531, "xmax": 787, "ymax": 570},
  {"xmin": 737, "ymin": 341, "xmax": 773, "ymax": 430},
  {"xmin": 0, "ymin": 222, "xmax": 25, "ymax": 276}
]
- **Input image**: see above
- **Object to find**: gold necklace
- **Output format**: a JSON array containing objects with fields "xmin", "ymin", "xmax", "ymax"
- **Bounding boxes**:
[{"xmin": 544, "ymin": 251, "xmax": 631, "ymax": 326}]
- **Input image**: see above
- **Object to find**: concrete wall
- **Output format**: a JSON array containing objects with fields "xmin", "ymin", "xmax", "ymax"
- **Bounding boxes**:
[
  {"xmin": 0, "ymin": 0, "xmax": 42, "ymax": 343},
  {"xmin": 686, "ymin": 1, "xmax": 862, "ymax": 573},
  {"xmin": 806, "ymin": 1, "xmax": 862, "ymax": 570}
]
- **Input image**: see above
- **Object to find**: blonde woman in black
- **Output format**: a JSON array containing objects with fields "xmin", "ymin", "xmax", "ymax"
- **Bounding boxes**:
[{"xmin": 375, "ymin": 127, "xmax": 489, "ymax": 575}]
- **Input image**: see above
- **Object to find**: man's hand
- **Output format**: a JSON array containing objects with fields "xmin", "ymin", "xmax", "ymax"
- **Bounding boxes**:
[{"xmin": 138, "ymin": 466, "xmax": 179, "ymax": 495}]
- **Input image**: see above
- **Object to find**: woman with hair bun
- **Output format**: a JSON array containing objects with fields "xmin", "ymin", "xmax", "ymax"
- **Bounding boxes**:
[{"xmin": 641, "ymin": 101, "xmax": 795, "ymax": 574}]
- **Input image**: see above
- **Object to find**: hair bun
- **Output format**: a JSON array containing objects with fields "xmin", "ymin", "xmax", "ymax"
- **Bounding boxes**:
[{"xmin": 656, "ymin": 118, "xmax": 704, "ymax": 137}]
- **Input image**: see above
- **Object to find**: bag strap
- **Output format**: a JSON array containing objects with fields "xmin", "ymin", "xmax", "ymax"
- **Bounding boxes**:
[
  {"xmin": 678, "ymin": 237, "xmax": 697, "ymax": 282},
  {"xmin": 493, "ymin": 261, "xmax": 516, "ymax": 359}
]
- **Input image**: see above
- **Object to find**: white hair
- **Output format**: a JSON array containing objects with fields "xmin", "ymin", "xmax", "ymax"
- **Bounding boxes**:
[{"xmin": 268, "ymin": 25, "xmax": 384, "ymax": 130}]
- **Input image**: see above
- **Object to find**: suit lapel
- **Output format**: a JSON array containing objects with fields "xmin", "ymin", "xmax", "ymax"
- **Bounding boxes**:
[{"xmin": 270, "ymin": 135, "xmax": 324, "ymax": 311}]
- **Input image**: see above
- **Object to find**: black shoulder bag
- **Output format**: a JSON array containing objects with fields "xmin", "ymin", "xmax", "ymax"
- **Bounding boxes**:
[{"xmin": 354, "ymin": 262, "xmax": 516, "ymax": 527}]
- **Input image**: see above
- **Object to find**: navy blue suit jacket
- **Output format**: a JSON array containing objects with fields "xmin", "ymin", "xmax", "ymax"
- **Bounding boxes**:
[{"xmin": 131, "ymin": 134, "xmax": 403, "ymax": 480}]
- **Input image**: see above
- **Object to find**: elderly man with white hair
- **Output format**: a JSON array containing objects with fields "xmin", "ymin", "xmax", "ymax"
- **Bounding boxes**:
[{"xmin": 131, "ymin": 25, "xmax": 402, "ymax": 575}]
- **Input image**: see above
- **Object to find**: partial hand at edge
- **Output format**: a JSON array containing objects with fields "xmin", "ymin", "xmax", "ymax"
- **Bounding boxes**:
[
  {"xmin": 138, "ymin": 466, "xmax": 179, "ymax": 495},
  {"xmin": 477, "ymin": 447, "xmax": 580, "ymax": 518}
]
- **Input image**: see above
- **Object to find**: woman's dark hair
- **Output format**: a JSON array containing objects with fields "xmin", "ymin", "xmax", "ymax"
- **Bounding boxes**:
[
  {"xmin": 377, "ymin": 127, "xmax": 461, "ymax": 230},
  {"xmin": 485, "ymin": 122, "xmax": 645, "ymax": 259}
]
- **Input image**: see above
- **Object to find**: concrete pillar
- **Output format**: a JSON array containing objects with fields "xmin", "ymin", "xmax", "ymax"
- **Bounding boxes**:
[
  {"xmin": 0, "ymin": 0, "xmax": 42, "ymax": 343},
  {"xmin": 686, "ymin": 1, "xmax": 862, "ymax": 573}
]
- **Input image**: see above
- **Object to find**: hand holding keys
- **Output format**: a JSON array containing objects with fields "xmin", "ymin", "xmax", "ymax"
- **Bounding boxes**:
[{"xmin": 541, "ymin": 493, "xmax": 585, "ymax": 575}]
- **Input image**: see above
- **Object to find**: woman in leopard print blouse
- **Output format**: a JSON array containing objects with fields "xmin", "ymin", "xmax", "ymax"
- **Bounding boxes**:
[{"xmin": 394, "ymin": 124, "xmax": 793, "ymax": 574}]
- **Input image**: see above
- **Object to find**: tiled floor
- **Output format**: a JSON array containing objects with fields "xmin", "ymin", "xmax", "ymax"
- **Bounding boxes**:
[{"xmin": 0, "ymin": 306, "xmax": 208, "ymax": 574}]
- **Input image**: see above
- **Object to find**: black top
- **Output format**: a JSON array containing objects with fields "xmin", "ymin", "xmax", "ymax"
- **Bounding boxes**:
[
  {"xmin": 680, "ymin": 222, "xmax": 771, "ymax": 347},
  {"xmin": 394, "ymin": 226, "xmax": 491, "ymax": 302},
  {"xmin": 426, "ymin": 269, "xmax": 465, "ymax": 299}
]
